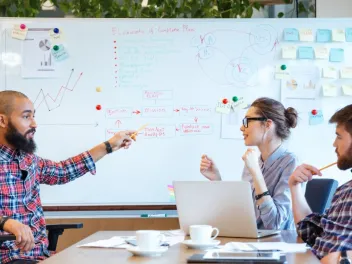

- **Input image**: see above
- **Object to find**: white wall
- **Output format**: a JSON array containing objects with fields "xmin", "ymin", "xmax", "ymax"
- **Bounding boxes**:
[{"xmin": 316, "ymin": 0, "xmax": 352, "ymax": 18}]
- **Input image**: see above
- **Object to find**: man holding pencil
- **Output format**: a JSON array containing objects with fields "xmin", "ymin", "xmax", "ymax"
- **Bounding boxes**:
[
  {"xmin": 289, "ymin": 104, "xmax": 352, "ymax": 264},
  {"xmin": 0, "ymin": 91, "xmax": 136, "ymax": 264}
]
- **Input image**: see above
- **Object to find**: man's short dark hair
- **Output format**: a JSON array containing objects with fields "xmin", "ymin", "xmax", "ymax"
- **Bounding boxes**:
[{"xmin": 329, "ymin": 104, "xmax": 352, "ymax": 136}]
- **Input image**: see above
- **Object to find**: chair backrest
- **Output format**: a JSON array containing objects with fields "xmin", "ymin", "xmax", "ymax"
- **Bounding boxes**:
[{"xmin": 305, "ymin": 178, "xmax": 338, "ymax": 214}]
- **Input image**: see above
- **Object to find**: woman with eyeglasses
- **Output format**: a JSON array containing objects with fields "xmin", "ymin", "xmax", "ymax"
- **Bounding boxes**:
[{"xmin": 200, "ymin": 97, "xmax": 298, "ymax": 230}]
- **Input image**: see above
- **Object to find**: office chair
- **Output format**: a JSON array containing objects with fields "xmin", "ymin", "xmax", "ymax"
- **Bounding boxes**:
[
  {"xmin": 0, "ymin": 223, "xmax": 83, "ymax": 251},
  {"xmin": 305, "ymin": 178, "xmax": 338, "ymax": 214}
]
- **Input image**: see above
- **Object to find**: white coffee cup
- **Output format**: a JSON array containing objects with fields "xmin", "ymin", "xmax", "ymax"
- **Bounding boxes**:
[
  {"xmin": 189, "ymin": 225, "xmax": 219, "ymax": 244},
  {"xmin": 136, "ymin": 230, "xmax": 165, "ymax": 250}
]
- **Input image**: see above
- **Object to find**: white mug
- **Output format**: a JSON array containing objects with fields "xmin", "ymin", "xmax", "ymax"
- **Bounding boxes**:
[
  {"xmin": 189, "ymin": 225, "xmax": 219, "ymax": 244},
  {"xmin": 136, "ymin": 230, "xmax": 165, "ymax": 250}
]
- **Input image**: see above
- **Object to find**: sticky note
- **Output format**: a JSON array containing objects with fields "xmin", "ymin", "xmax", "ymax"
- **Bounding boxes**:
[
  {"xmin": 323, "ymin": 67, "xmax": 337, "ymax": 79},
  {"xmin": 332, "ymin": 29, "xmax": 345, "ymax": 42},
  {"xmin": 232, "ymin": 97, "xmax": 248, "ymax": 109},
  {"xmin": 316, "ymin": 29, "xmax": 332, "ymax": 42},
  {"xmin": 51, "ymin": 44, "xmax": 69, "ymax": 62},
  {"xmin": 282, "ymin": 46, "xmax": 297, "ymax": 59},
  {"xmin": 342, "ymin": 85, "xmax": 352, "ymax": 96},
  {"xmin": 314, "ymin": 47, "xmax": 329, "ymax": 59},
  {"xmin": 283, "ymin": 28, "xmax": 299, "ymax": 41},
  {"xmin": 11, "ymin": 24, "xmax": 28, "ymax": 40},
  {"xmin": 346, "ymin": 28, "xmax": 352, "ymax": 42},
  {"xmin": 216, "ymin": 100, "xmax": 232, "ymax": 114},
  {"xmin": 323, "ymin": 84, "xmax": 338, "ymax": 97},
  {"xmin": 341, "ymin": 67, "xmax": 352, "ymax": 79},
  {"xmin": 49, "ymin": 28, "xmax": 64, "ymax": 43},
  {"xmin": 275, "ymin": 65, "xmax": 290, "ymax": 80},
  {"xmin": 298, "ymin": 47, "xmax": 314, "ymax": 59},
  {"xmin": 329, "ymin": 48, "xmax": 344, "ymax": 62},
  {"xmin": 299, "ymin": 29, "xmax": 314, "ymax": 42},
  {"xmin": 309, "ymin": 110, "xmax": 324, "ymax": 126}
]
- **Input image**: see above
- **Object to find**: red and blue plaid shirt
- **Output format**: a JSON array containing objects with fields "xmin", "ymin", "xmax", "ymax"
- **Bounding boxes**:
[
  {"xmin": 297, "ymin": 178, "xmax": 352, "ymax": 259},
  {"xmin": 0, "ymin": 144, "xmax": 96, "ymax": 263}
]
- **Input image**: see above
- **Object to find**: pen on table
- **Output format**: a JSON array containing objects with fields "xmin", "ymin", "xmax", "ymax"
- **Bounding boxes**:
[
  {"xmin": 140, "ymin": 214, "xmax": 168, "ymax": 218},
  {"xmin": 319, "ymin": 162, "xmax": 337, "ymax": 172}
]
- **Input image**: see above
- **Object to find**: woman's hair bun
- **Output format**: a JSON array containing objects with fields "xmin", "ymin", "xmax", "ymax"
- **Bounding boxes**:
[{"xmin": 285, "ymin": 107, "xmax": 298, "ymax": 128}]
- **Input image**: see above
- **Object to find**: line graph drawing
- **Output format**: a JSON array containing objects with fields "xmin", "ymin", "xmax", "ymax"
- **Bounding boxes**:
[
  {"xmin": 33, "ymin": 69, "xmax": 83, "ymax": 111},
  {"xmin": 193, "ymin": 24, "xmax": 278, "ymax": 87}
]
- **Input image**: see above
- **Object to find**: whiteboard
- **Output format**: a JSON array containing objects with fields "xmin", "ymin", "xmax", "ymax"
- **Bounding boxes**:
[{"xmin": 0, "ymin": 18, "xmax": 351, "ymax": 206}]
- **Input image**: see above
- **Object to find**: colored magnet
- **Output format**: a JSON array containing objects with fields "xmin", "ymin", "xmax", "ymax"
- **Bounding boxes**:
[
  {"xmin": 53, "ymin": 45, "xmax": 59, "ymax": 51},
  {"xmin": 53, "ymin": 28, "xmax": 59, "ymax": 34},
  {"xmin": 20, "ymin": 24, "xmax": 26, "ymax": 30},
  {"xmin": 280, "ymin": 65, "xmax": 287, "ymax": 70},
  {"xmin": 232, "ymin": 96, "xmax": 238, "ymax": 102},
  {"xmin": 311, "ymin": 109, "xmax": 317, "ymax": 115},
  {"xmin": 222, "ymin": 98, "xmax": 228, "ymax": 104},
  {"xmin": 96, "ymin": 87, "xmax": 102, "ymax": 92},
  {"xmin": 96, "ymin": 105, "xmax": 102, "ymax": 110}
]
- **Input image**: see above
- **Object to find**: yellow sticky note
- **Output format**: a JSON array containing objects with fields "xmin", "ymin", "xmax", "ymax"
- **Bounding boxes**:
[
  {"xmin": 299, "ymin": 29, "xmax": 314, "ymax": 42},
  {"xmin": 340, "ymin": 67, "xmax": 352, "ymax": 79},
  {"xmin": 323, "ymin": 84, "xmax": 338, "ymax": 97},
  {"xmin": 49, "ymin": 28, "xmax": 65, "ymax": 43},
  {"xmin": 282, "ymin": 46, "xmax": 297, "ymax": 59},
  {"xmin": 323, "ymin": 67, "xmax": 337, "ymax": 79},
  {"xmin": 314, "ymin": 47, "xmax": 329, "ymax": 59},
  {"xmin": 342, "ymin": 85, "xmax": 352, "ymax": 96},
  {"xmin": 215, "ymin": 101, "xmax": 232, "ymax": 114},
  {"xmin": 11, "ymin": 24, "xmax": 28, "ymax": 40},
  {"xmin": 332, "ymin": 29, "xmax": 345, "ymax": 42},
  {"xmin": 275, "ymin": 65, "xmax": 290, "ymax": 80}
]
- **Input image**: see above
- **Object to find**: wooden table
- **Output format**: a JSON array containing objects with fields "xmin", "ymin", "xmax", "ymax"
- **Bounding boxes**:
[{"xmin": 41, "ymin": 230, "xmax": 320, "ymax": 264}]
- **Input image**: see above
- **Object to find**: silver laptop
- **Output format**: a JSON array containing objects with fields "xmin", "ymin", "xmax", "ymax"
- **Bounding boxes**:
[{"xmin": 173, "ymin": 181, "xmax": 280, "ymax": 238}]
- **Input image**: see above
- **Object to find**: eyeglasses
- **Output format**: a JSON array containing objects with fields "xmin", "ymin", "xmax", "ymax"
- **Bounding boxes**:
[{"xmin": 242, "ymin": 117, "xmax": 267, "ymax": 128}]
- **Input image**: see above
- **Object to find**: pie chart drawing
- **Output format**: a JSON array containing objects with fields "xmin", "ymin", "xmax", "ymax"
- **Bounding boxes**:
[{"xmin": 39, "ymin": 39, "xmax": 51, "ymax": 51}]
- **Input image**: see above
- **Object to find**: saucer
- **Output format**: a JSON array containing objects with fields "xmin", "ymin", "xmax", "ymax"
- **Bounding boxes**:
[
  {"xmin": 127, "ymin": 246, "xmax": 168, "ymax": 257},
  {"xmin": 182, "ymin": 240, "xmax": 221, "ymax": 250}
]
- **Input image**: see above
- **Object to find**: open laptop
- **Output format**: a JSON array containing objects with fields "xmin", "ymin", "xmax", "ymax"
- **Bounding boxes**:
[{"xmin": 173, "ymin": 181, "xmax": 280, "ymax": 238}]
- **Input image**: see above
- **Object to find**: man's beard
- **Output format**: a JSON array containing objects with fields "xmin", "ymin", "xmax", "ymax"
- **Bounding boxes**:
[
  {"xmin": 337, "ymin": 143, "xmax": 352, "ymax": 170},
  {"xmin": 5, "ymin": 121, "xmax": 37, "ymax": 154}
]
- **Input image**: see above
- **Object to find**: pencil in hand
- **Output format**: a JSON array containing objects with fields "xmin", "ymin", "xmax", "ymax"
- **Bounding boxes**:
[
  {"xmin": 319, "ymin": 162, "xmax": 337, "ymax": 172},
  {"xmin": 131, "ymin": 123, "xmax": 149, "ymax": 140}
]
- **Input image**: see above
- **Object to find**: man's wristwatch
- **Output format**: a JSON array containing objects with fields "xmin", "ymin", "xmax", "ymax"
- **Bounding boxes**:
[
  {"xmin": 0, "ymin": 216, "xmax": 11, "ymax": 231},
  {"xmin": 104, "ymin": 141, "xmax": 113, "ymax": 154},
  {"xmin": 340, "ymin": 251, "xmax": 351, "ymax": 264}
]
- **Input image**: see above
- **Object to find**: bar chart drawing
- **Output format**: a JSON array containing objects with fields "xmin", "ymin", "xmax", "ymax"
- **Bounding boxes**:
[
  {"xmin": 21, "ymin": 29, "xmax": 58, "ymax": 78},
  {"xmin": 39, "ymin": 39, "xmax": 52, "ymax": 66}
]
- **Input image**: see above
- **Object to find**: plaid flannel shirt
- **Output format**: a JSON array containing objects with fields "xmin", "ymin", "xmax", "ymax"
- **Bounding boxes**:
[
  {"xmin": 0, "ymin": 144, "xmax": 96, "ymax": 263},
  {"xmin": 297, "ymin": 177, "xmax": 352, "ymax": 259}
]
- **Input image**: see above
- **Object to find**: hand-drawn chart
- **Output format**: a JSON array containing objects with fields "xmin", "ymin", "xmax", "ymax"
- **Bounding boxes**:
[{"xmin": 193, "ymin": 24, "xmax": 278, "ymax": 87}]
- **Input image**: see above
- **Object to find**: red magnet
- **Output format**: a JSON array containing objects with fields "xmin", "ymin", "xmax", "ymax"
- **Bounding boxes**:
[
  {"xmin": 20, "ymin": 24, "xmax": 26, "ymax": 30},
  {"xmin": 96, "ymin": 105, "xmax": 102, "ymax": 110},
  {"xmin": 222, "ymin": 98, "xmax": 228, "ymax": 104},
  {"xmin": 311, "ymin": 109, "xmax": 317, "ymax": 115}
]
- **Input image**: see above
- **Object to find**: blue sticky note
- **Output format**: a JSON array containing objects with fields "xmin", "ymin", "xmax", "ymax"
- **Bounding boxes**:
[
  {"xmin": 298, "ymin": 47, "xmax": 314, "ymax": 59},
  {"xmin": 283, "ymin": 28, "xmax": 299, "ymax": 41},
  {"xmin": 51, "ymin": 44, "xmax": 69, "ymax": 62},
  {"xmin": 330, "ymin": 48, "xmax": 344, "ymax": 62},
  {"xmin": 309, "ymin": 110, "xmax": 324, "ymax": 126},
  {"xmin": 346, "ymin": 28, "xmax": 352, "ymax": 42},
  {"xmin": 316, "ymin": 29, "xmax": 332, "ymax": 42}
]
